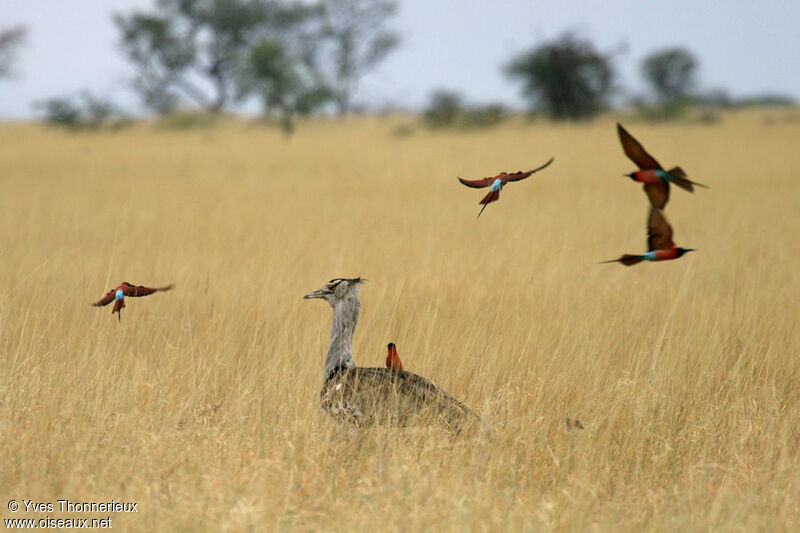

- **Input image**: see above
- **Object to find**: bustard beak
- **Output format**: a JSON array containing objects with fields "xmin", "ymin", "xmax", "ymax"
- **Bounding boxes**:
[{"xmin": 303, "ymin": 287, "xmax": 328, "ymax": 300}]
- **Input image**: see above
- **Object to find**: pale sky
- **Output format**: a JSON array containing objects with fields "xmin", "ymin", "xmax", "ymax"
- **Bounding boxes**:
[{"xmin": 1, "ymin": 0, "xmax": 799, "ymax": 119}]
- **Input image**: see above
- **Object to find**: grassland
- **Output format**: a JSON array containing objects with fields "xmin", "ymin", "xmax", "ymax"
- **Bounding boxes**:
[{"xmin": 1, "ymin": 110, "xmax": 799, "ymax": 531}]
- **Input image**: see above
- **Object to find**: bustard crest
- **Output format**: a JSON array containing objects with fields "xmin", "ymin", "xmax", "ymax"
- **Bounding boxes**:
[{"xmin": 303, "ymin": 277, "xmax": 364, "ymax": 303}]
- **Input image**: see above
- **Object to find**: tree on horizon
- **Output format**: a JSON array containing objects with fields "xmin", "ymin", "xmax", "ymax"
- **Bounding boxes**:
[
  {"xmin": 506, "ymin": 33, "xmax": 614, "ymax": 120},
  {"xmin": 0, "ymin": 25, "xmax": 27, "ymax": 79}
]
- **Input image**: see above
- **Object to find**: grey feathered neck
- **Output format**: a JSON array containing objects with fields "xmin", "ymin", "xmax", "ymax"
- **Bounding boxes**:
[{"xmin": 324, "ymin": 287, "xmax": 360, "ymax": 379}]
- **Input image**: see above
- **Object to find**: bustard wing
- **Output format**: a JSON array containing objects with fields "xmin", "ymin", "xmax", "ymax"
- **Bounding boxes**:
[
  {"xmin": 321, "ymin": 366, "xmax": 478, "ymax": 430},
  {"xmin": 503, "ymin": 157, "xmax": 554, "ymax": 182},
  {"xmin": 647, "ymin": 207, "xmax": 675, "ymax": 251},
  {"xmin": 123, "ymin": 284, "xmax": 174, "ymax": 297},
  {"xmin": 92, "ymin": 289, "xmax": 117, "ymax": 307},
  {"xmin": 617, "ymin": 123, "xmax": 662, "ymax": 170}
]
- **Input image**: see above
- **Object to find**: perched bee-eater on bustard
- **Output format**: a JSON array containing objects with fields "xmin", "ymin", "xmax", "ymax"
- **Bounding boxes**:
[
  {"xmin": 458, "ymin": 157, "xmax": 554, "ymax": 217},
  {"xmin": 600, "ymin": 207, "xmax": 695, "ymax": 266},
  {"xmin": 386, "ymin": 342, "xmax": 404, "ymax": 372},
  {"xmin": 93, "ymin": 282, "xmax": 174, "ymax": 321},
  {"xmin": 617, "ymin": 123, "xmax": 707, "ymax": 209}
]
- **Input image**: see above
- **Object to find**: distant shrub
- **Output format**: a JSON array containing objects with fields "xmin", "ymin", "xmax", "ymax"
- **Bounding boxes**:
[
  {"xmin": 692, "ymin": 89, "xmax": 733, "ymax": 109},
  {"xmin": 35, "ymin": 91, "xmax": 128, "ymax": 130},
  {"xmin": 423, "ymin": 90, "xmax": 464, "ymax": 128},
  {"xmin": 460, "ymin": 103, "xmax": 509, "ymax": 129},
  {"xmin": 35, "ymin": 97, "xmax": 83, "ymax": 128},
  {"xmin": 155, "ymin": 110, "xmax": 219, "ymax": 130},
  {"xmin": 733, "ymin": 93, "xmax": 796, "ymax": 108},
  {"xmin": 634, "ymin": 100, "xmax": 692, "ymax": 122},
  {"xmin": 423, "ymin": 90, "xmax": 508, "ymax": 130},
  {"xmin": 392, "ymin": 123, "xmax": 415, "ymax": 137}
]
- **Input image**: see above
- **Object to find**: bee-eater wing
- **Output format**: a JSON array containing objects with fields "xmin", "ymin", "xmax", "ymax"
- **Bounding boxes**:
[
  {"xmin": 643, "ymin": 182, "xmax": 670, "ymax": 209},
  {"xmin": 124, "ymin": 284, "xmax": 174, "ymax": 297},
  {"xmin": 93, "ymin": 289, "xmax": 117, "ymax": 307},
  {"xmin": 617, "ymin": 123, "xmax": 662, "ymax": 170},
  {"xmin": 504, "ymin": 157, "xmax": 555, "ymax": 182},
  {"xmin": 647, "ymin": 207, "xmax": 675, "ymax": 251},
  {"xmin": 458, "ymin": 176, "xmax": 496, "ymax": 189}
]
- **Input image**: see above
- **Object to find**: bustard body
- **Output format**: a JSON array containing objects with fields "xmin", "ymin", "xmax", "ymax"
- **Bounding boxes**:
[{"xmin": 305, "ymin": 278, "xmax": 479, "ymax": 430}]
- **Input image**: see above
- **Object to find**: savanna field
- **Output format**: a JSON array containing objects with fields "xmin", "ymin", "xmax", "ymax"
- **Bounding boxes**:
[{"xmin": 1, "ymin": 110, "xmax": 799, "ymax": 531}]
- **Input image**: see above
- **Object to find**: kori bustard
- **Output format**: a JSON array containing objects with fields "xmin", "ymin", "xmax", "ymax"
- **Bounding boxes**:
[{"xmin": 304, "ymin": 278, "xmax": 479, "ymax": 430}]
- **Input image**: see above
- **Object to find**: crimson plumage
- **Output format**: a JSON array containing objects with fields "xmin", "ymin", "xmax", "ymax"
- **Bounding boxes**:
[
  {"xmin": 386, "ymin": 342, "xmax": 403, "ymax": 372},
  {"xmin": 93, "ymin": 282, "xmax": 174, "ymax": 321},
  {"xmin": 600, "ymin": 207, "xmax": 694, "ymax": 266},
  {"xmin": 617, "ymin": 123, "xmax": 707, "ymax": 209},
  {"xmin": 458, "ymin": 157, "xmax": 554, "ymax": 217}
]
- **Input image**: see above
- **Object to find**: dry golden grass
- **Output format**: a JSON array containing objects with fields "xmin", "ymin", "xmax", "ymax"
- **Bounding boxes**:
[{"xmin": 1, "ymin": 110, "xmax": 799, "ymax": 531}]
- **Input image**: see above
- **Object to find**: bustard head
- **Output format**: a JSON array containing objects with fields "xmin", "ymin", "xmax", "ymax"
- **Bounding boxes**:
[{"xmin": 303, "ymin": 277, "xmax": 364, "ymax": 306}]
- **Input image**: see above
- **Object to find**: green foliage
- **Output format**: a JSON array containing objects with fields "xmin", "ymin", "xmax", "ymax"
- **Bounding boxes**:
[
  {"xmin": 34, "ymin": 92, "xmax": 128, "ymax": 130},
  {"xmin": 634, "ymin": 99, "xmax": 693, "ymax": 122},
  {"xmin": 506, "ymin": 33, "xmax": 614, "ymax": 120},
  {"xmin": 423, "ymin": 90, "xmax": 463, "ymax": 128},
  {"xmin": 35, "ymin": 98, "xmax": 83, "ymax": 128},
  {"xmin": 422, "ymin": 90, "xmax": 508, "ymax": 130},
  {"xmin": 114, "ymin": 0, "xmax": 312, "ymax": 114},
  {"xmin": 460, "ymin": 104, "xmax": 508, "ymax": 129},
  {"xmin": 244, "ymin": 39, "xmax": 334, "ymax": 134},
  {"xmin": 733, "ymin": 93, "xmax": 796, "ymax": 108},
  {"xmin": 641, "ymin": 47, "xmax": 697, "ymax": 104},
  {"xmin": 113, "ymin": 0, "xmax": 400, "ymax": 119},
  {"xmin": 155, "ymin": 110, "xmax": 219, "ymax": 129},
  {"xmin": 311, "ymin": 0, "xmax": 400, "ymax": 115},
  {"xmin": 0, "ymin": 25, "xmax": 26, "ymax": 78}
]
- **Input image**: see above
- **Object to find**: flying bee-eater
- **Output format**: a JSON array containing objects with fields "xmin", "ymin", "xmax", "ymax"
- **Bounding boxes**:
[
  {"xmin": 600, "ymin": 207, "xmax": 695, "ymax": 266},
  {"xmin": 458, "ymin": 157, "xmax": 554, "ymax": 217},
  {"xmin": 93, "ymin": 282, "xmax": 174, "ymax": 322},
  {"xmin": 617, "ymin": 123, "xmax": 708, "ymax": 209}
]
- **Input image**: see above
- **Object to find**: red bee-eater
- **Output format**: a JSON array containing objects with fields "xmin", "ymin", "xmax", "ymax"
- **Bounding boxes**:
[
  {"xmin": 600, "ymin": 207, "xmax": 695, "ymax": 266},
  {"xmin": 617, "ymin": 123, "xmax": 708, "ymax": 209},
  {"xmin": 386, "ymin": 342, "xmax": 403, "ymax": 372},
  {"xmin": 93, "ymin": 282, "xmax": 174, "ymax": 321},
  {"xmin": 458, "ymin": 157, "xmax": 554, "ymax": 217}
]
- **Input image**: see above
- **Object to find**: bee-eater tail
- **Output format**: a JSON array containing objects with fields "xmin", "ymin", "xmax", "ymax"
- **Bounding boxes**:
[
  {"xmin": 598, "ymin": 254, "xmax": 644, "ymax": 266},
  {"xmin": 667, "ymin": 166, "xmax": 709, "ymax": 192},
  {"xmin": 477, "ymin": 190, "xmax": 500, "ymax": 217},
  {"xmin": 479, "ymin": 189, "xmax": 499, "ymax": 205}
]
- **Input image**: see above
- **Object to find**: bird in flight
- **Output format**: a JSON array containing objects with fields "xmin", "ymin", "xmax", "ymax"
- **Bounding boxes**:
[
  {"xmin": 600, "ymin": 207, "xmax": 694, "ymax": 266},
  {"xmin": 93, "ymin": 282, "xmax": 174, "ymax": 321},
  {"xmin": 458, "ymin": 157, "xmax": 554, "ymax": 217},
  {"xmin": 617, "ymin": 123, "xmax": 707, "ymax": 209}
]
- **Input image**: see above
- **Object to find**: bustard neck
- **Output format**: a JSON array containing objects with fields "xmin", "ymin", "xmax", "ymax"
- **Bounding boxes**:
[{"xmin": 324, "ymin": 292, "xmax": 360, "ymax": 378}]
